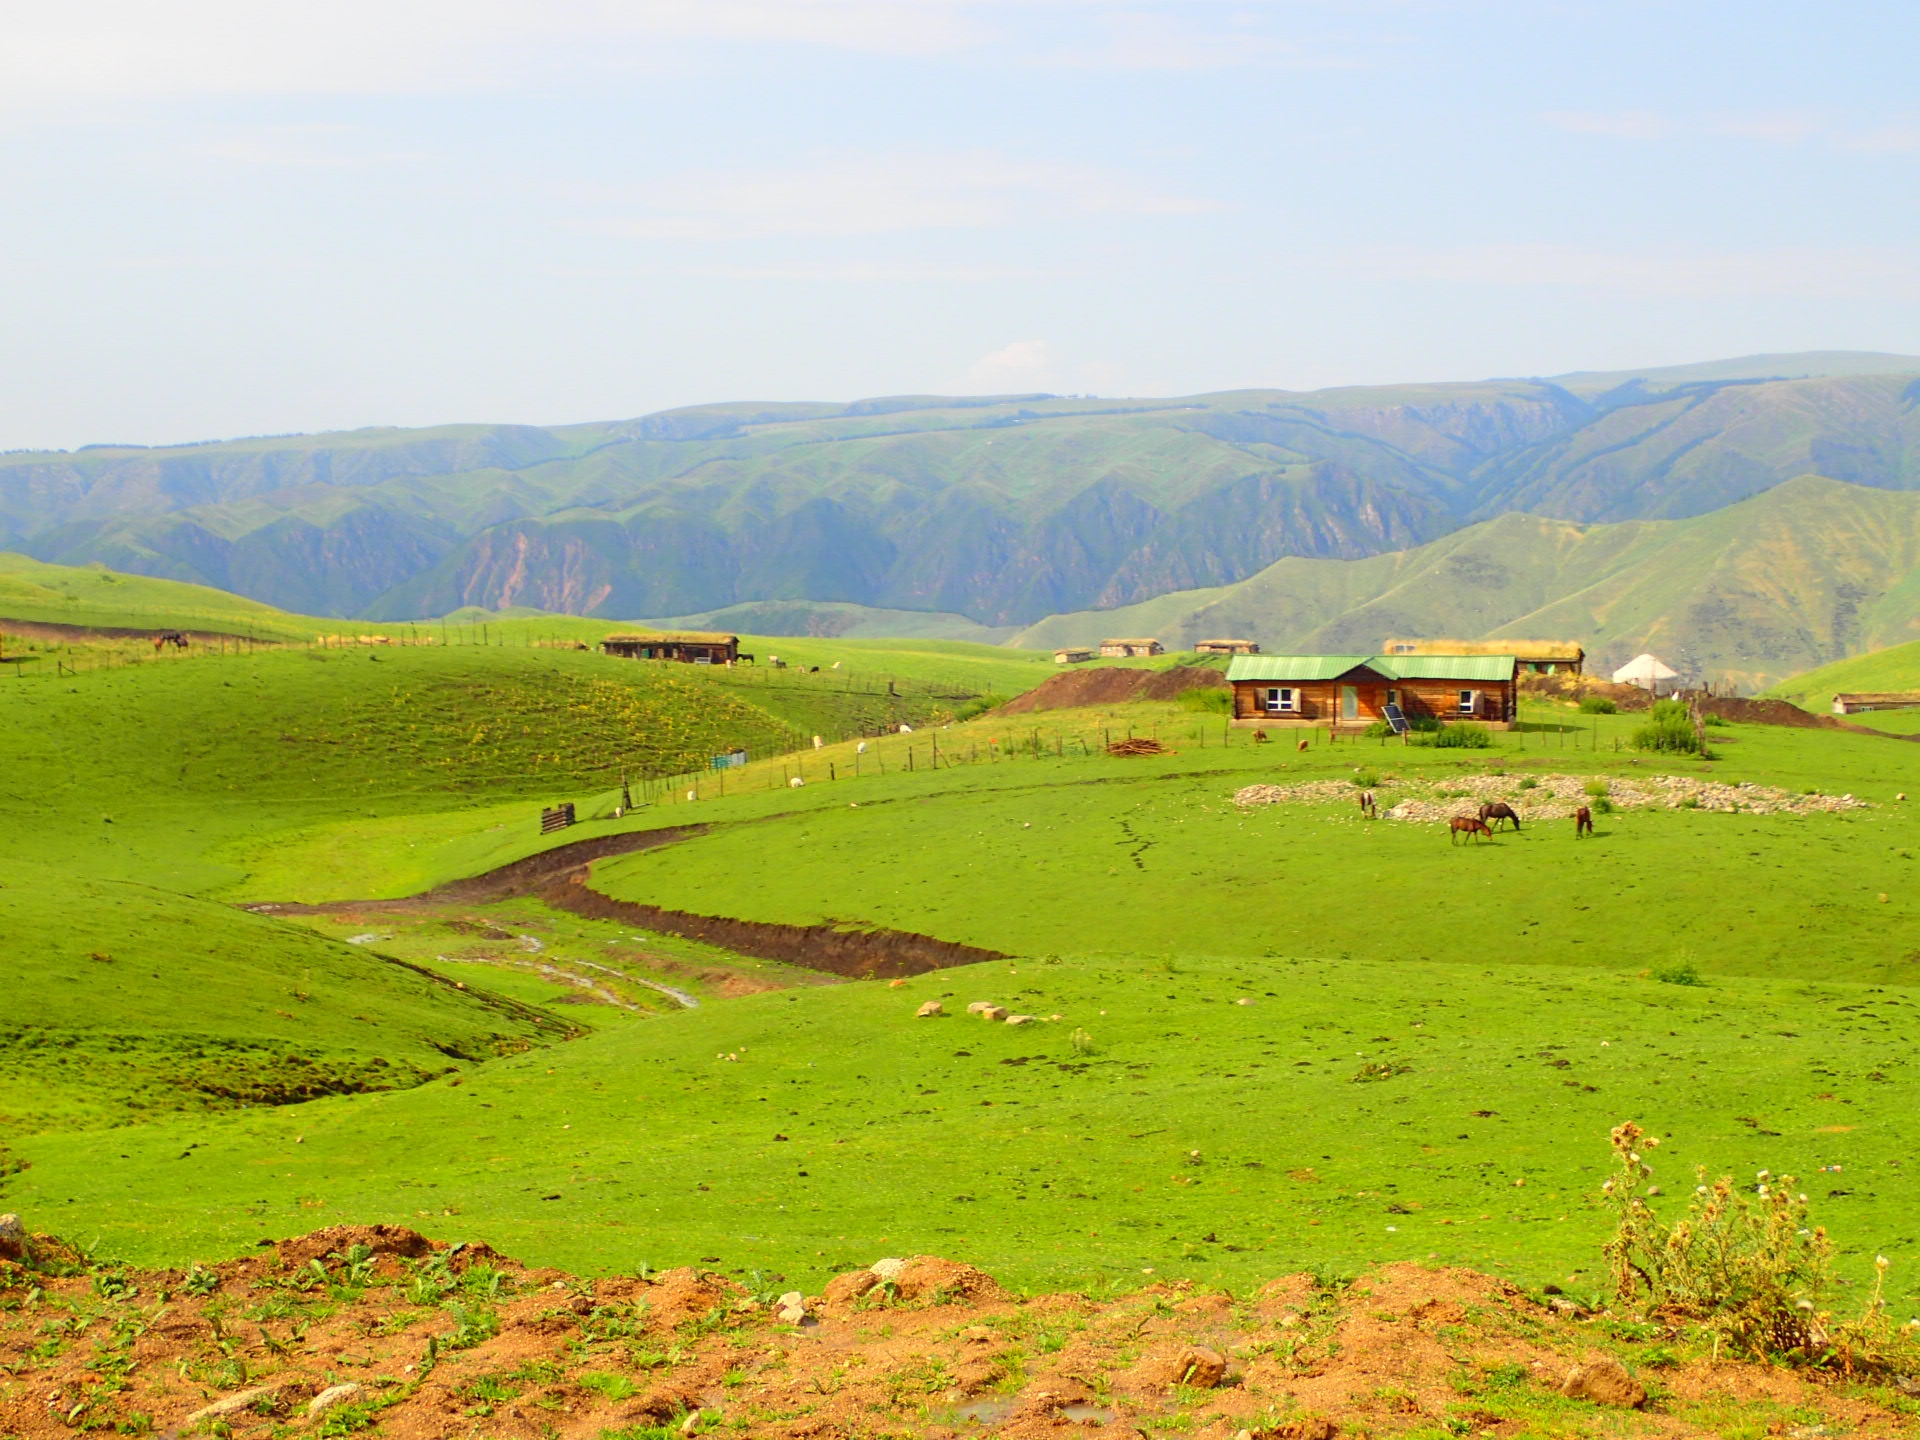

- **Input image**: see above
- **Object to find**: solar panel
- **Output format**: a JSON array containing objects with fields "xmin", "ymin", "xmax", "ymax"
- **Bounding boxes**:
[{"xmin": 1382, "ymin": 702, "xmax": 1410, "ymax": 735}]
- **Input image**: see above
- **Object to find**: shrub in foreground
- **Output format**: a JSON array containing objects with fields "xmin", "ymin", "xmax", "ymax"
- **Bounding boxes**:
[
  {"xmin": 1602, "ymin": 1121, "xmax": 1914, "ymax": 1371},
  {"xmin": 1579, "ymin": 694, "xmax": 1618, "ymax": 714},
  {"xmin": 1427, "ymin": 722, "xmax": 1492, "ymax": 749},
  {"xmin": 1633, "ymin": 698, "xmax": 1704, "ymax": 756}
]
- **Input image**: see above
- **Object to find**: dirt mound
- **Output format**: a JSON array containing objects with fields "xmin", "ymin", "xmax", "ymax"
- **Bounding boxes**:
[
  {"xmin": 273, "ymin": 1223, "xmax": 434, "ymax": 1269},
  {"xmin": 1108, "ymin": 736, "xmax": 1171, "ymax": 756},
  {"xmin": 1, "ymin": 1231, "xmax": 1903, "ymax": 1440},
  {"xmin": 1000, "ymin": 663, "xmax": 1226, "ymax": 713}
]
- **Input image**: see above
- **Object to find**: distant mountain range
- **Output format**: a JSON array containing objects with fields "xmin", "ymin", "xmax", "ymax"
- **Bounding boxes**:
[{"xmin": 8, "ymin": 351, "xmax": 1920, "ymax": 684}]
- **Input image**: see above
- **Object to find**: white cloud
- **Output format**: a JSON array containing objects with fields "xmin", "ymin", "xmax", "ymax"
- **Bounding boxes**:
[
  {"xmin": 1842, "ymin": 122, "xmax": 1920, "ymax": 155},
  {"xmin": 1038, "ymin": 9, "xmax": 1347, "ymax": 71},
  {"xmin": 197, "ymin": 125, "xmax": 432, "ymax": 170},
  {"xmin": 0, "ymin": 0, "xmax": 989, "ymax": 104},
  {"xmin": 1337, "ymin": 242, "xmax": 1920, "ymax": 303},
  {"xmin": 1542, "ymin": 110, "xmax": 1668, "ymax": 140},
  {"xmin": 962, "ymin": 339, "xmax": 1058, "ymax": 392},
  {"xmin": 594, "ymin": 151, "xmax": 1220, "ymax": 239},
  {"xmin": 1707, "ymin": 110, "xmax": 1822, "ymax": 144}
]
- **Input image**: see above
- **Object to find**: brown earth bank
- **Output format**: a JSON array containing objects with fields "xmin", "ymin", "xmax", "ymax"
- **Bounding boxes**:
[
  {"xmin": 999, "ymin": 664, "xmax": 1227, "ymax": 714},
  {"xmin": 0, "ymin": 617, "xmax": 263, "ymax": 646},
  {"xmin": 1517, "ymin": 672, "xmax": 1916, "ymax": 738},
  {"xmin": 2, "ymin": 1224, "xmax": 1913, "ymax": 1440},
  {"xmin": 248, "ymin": 825, "xmax": 1007, "ymax": 981}
]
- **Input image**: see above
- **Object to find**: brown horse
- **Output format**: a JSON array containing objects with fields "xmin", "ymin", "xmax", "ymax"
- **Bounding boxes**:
[
  {"xmin": 1449, "ymin": 816, "xmax": 1493, "ymax": 844},
  {"xmin": 1574, "ymin": 805, "xmax": 1594, "ymax": 837},
  {"xmin": 1479, "ymin": 801, "xmax": 1521, "ymax": 832}
]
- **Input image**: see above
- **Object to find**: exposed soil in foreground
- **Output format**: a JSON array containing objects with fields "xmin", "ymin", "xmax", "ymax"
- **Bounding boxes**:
[
  {"xmin": 2, "ymin": 1225, "xmax": 1910, "ymax": 1440},
  {"xmin": 249, "ymin": 825, "xmax": 1007, "ymax": 981},
  {"xmin": 999, "ymin": 665, "xmax": 1227, "ymax": 715}
]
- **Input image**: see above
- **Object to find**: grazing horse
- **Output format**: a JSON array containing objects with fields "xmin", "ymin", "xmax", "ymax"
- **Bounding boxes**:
[
  {"xmin": 152, "ymin": 630, "xmax": 187, "ymax": 651},
  {"xmin": 1449, "ymin": 816, "xmax": 1493, "ymax": 844},
  {"xmin": 1478, "ymin": 801, "xmax": 1521, "ymax": 832},
  {"xmin": 1297, "ymin": 738, "xmax": 1310, "ymax": 753},
  {"xmin": 1357, "ymin": 790, "xmax": 1377, "ymax": 819},
  {"xmin": 1574, "ymin": 805, "xmax": 1594, "ymax": 837}
]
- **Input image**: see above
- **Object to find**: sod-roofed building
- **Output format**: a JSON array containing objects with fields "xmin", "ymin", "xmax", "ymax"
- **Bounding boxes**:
[
  {"xmin": 1225, "ymin": 652, "xmax": 1518, "ymax": 729},
  {"xmin": 602, "ymin": 630, "xmax": 740, "ymax": 665},
  {"xmin": 1382, "ymin": 637, "xmax": 1583, "ymax": 676}
]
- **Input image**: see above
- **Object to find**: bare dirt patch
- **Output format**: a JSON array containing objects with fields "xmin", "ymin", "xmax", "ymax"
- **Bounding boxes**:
[
  {"xmin": 250, "ymin": 824, "xmax": 1007, "ymax": 981},
  {"xmin": 1, "ymin": 1228, "xmax": 1904, "ymax": 1440},
  {"xmin": 1000, "ymin": 664, "xmax": 1227, "ymax": 714}
]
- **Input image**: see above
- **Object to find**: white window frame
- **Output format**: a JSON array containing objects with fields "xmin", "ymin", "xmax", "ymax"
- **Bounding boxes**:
[
  {"xmin": 1457, "ymin": 689, "xmax": 1477, "ymax": 715},
  {"xmin": 1263, "ymin": 686, "xmax": 1296, "ymax": 713}
]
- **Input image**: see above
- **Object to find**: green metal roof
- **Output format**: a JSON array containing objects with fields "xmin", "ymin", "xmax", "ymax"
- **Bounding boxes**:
[
  {"xmin": 1378, "ymin": 654, "xmax": 1517, "ymax": 682},
  {"xmin": 1225, "ymin": 655, "xmax": 1374, "ymax": 683},
  {"xmin": 1226, "ymin": 653, "xmax": 1516, "ymax": 684}
]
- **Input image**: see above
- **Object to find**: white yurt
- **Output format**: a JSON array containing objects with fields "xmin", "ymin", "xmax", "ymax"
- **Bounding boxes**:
[{"xmin": 1612, "ymin": 653, "xmax": 1680, "ymax": 693}]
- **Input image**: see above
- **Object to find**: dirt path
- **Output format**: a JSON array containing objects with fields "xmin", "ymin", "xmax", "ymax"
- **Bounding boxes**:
[
  {"xmin": 249, "ymin": 823, "xmax": 1007, "ymax": 981},
  {"xmin": 1, "ymin": 1224, "xmax": 1901, "ymax": 1440}
]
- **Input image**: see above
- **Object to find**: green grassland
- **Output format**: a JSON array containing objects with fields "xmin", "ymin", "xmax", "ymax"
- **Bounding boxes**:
[
  {"xmin": 0, "ymin": 859, "xmax": 562, "ymax": 1137},
  {"xmin": 8, "ymin": 627, "xmax": 1920, "ymax": 1313}
]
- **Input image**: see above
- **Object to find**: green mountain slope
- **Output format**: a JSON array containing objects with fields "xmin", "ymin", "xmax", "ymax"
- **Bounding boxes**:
[
  {"xmin": 9, "ymin": 353, "xmax": 1920, "ymax": 626},
  {"xmin": 1014, "ymin": 475, "xmax": 1920, "ymax": 688}
]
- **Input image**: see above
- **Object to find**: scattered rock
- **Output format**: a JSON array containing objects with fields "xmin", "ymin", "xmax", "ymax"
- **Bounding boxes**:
[
  {"xmin": 679, "ymin": 1407, "xmax": 704, "ymax": 1435},
  {"xmin": 824, "ymin": 1269, "xmax": 880, "ymax": 1305},
  {"xmin": 1547, "ymin": 1296, "xmax": 1587, "ymax": 1318},
  {"xmin": 870, "ymin": 1257, "xmax": 908, "ymax": 1282},
  {"xmin": 966, "ymin": 1001, "xmax": 995, "ymax": 1014},
  {"xmin": 0, "ymin": 1214, "xmax": 25, "ymax": 1261},
  {"xmin": 1005, "ymin": 1013, "xmax": 1034, "ymax": 1025},
  {"xmin": 980, "ymin": 1005, "xmax": 1009, "ymax": 1022},
  {"xmin": 1560, "ymin": 1356, "xmax": 1647, "ymax": 1408},
  {"xmin": 179, "ymin": 1384, "xmax": 278, "ymax": 1427},
  {"xmin": 1172, "ymin": 1345, "xmax": 1227, "ymax": 1389},
  {"xmin": 916, "ymin": 1000, "xmax": 944, "ymax": 1017},
  {"xmin": 307, "ymin": 1382, "xmax": 362, "ymax": 1417},
  {"xmin": 775, "ymin": 1290, "xmax": 807, "ymax": 1324}
]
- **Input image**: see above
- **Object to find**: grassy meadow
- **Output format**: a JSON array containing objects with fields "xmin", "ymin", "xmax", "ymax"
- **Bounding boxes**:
[{"xmin": 6, "ymin": 578, "xmax": 1920, "ymax": 1315}]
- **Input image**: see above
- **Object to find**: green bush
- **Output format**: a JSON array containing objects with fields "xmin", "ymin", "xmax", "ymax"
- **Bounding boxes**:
[
  {"xmin": 1578, "ymin": 695, "xmax": 1617, "ymax": 715},
  {"xmin": 1349, "ymin": 771, "xmax": 1379, "ymax": 789},
  {"xmin": 1178, "ymin": 685, "xmax": 1233, "ymax": 714},
  {"xmin": 1653, "ymin": 961, "xmax": 1703, "ymax": 986},
  {"xmin": 1583, "ymin": 778, "xmax": 1610, "ymax": 798},
  {"xmin": 954, "ymin": 694, "xmax": 1009, "ymax": 722},
  {"xmin": 1428, "ymin": 722, "xmax": 1492, "ymax": 749},
  {"xmin": 1632, "ymin": 699, "xmax": 1702, "ymax": 756},
  {"xmin": 1361, "ymin": 719, "xmax": 1396, "ymax": 739}
]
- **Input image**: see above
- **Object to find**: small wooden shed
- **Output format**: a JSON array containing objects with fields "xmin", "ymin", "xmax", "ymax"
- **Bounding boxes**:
[
  {"xmin": 602, "ymin": 630, "xmax": 739, "ymax": 665},
  {"xmin": 1099, "ymin": 638, "xmax": 1164, "ymax": 658},
  {"xmin": 1053, "ymin": 647, "xmax": 1095, "ymax": 664},
  {"xmin": 1195, "ymin": 638, "xmax": 1260, "ymax": 656},
  {"xmin": 1382, "ymin": 637, "xmax": 1583, "ymax": 676},
  {"xmin": 1226, "ymin": 653, "xmax": 1518, "ymax": 730}
]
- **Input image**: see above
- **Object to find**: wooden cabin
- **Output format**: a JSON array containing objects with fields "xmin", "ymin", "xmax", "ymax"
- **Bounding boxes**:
[
  {"xmin": 1053, "ymin": 647, "xmax": 1095, "ymax": 664},
  {"xmin": 1832, "ymin": 692, "xmax": 1920, "ymax": 714},
  {"xmin": 1099, "ymin": 637, "xmax": 1164, "ymax": 658},
  {"xmin": 1226, "ymin": 653, "xmax": 1518, "ymax": 730},
  {"xmin": 602, "ymin": 630, "xmax": 740, "ymax": 665},
  {"xmin": 1382, "ymin": 637, "xmax": 1583, "ymax": 676},
  {"xmin": 1194, "ymin": 638, "xmax": 1260, "ymax": 656}
]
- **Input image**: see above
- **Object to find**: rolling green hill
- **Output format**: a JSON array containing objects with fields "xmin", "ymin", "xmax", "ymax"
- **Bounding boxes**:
[
  {"xmin": 1015, "ymin": 475, "xmax": 1920, "ymax": 689},
  {"xmin": 1762, "ymin": 638, "xmax": 1920, "ymax": 711},
  {"xmin": 8, "ymin": 353, "xmax": 1920, "ymax": 628}
]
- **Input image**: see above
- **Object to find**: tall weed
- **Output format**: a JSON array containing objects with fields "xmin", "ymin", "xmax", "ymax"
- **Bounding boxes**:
[{"xmin": 1600, "ymin": 1122, "xmax": 1913, "ymax": 1370}]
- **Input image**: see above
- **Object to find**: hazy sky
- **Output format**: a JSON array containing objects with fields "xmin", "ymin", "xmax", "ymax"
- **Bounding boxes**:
[{"xmin": 4, "ymin": 1, "xmax": 1918, "ymax": 449}]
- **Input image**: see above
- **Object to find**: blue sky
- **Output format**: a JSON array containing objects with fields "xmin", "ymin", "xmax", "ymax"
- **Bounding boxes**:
[{"xmin": 3, "ymin": 0, "xmax": 1917, "ymax": 448}]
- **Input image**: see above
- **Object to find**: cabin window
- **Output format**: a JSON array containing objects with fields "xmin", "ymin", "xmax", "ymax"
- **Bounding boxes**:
[
  {"xmin": 1458, "ymin": 689, "xmax": 1477, "ymax": 715},
  {"xmin": 1263, "ymin": 687, "xmax": 1295, "ymax": 713},
  {"xmin": 1386, "ymin": 689, "xmax": 1400, "ymax": 708}
]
